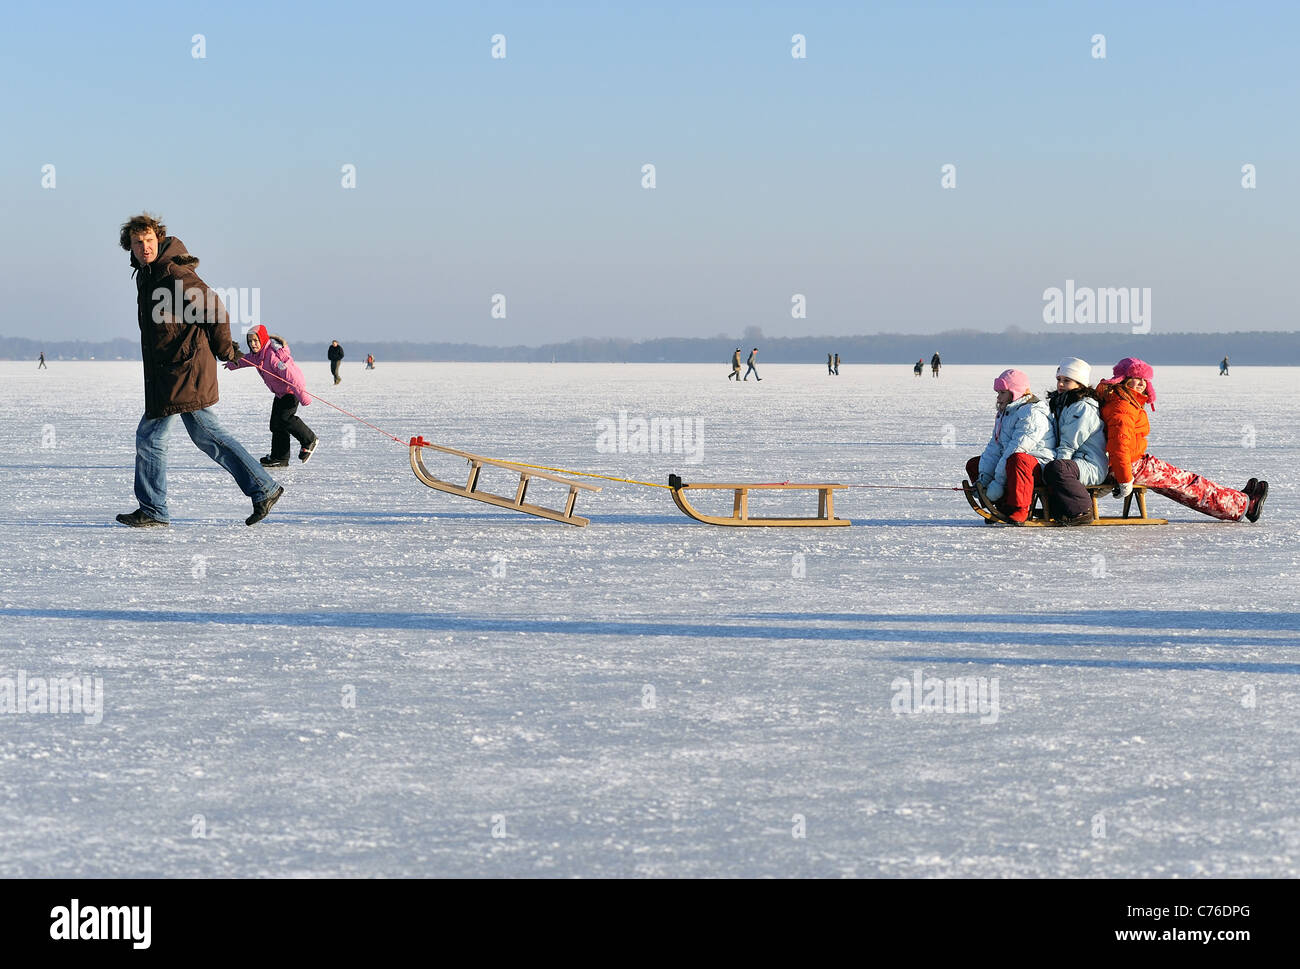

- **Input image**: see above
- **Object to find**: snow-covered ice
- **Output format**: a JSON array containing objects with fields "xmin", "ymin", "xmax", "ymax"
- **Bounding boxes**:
[{"xmin": 1, "ymin": 360, "xmax": 1297, "ymax": 877}]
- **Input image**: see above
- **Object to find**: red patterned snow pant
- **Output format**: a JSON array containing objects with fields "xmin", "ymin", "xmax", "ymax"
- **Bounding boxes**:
[
  {"xmin": 966, "ymin": 454, "xmax": 1042, "ymax": 522},
  {"xmin": 1130, "ymin": 454, "xmax": 1248, "ymax": 521}
]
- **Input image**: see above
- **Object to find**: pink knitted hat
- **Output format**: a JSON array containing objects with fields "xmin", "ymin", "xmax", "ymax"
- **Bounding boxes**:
[
  {"xmin": 1099, "ymin": 357, "xmax": 1156, "ymax": 409},
  {"xmin": 992, "ymin": 368, "xmax": 1031, "ymax": 399}
]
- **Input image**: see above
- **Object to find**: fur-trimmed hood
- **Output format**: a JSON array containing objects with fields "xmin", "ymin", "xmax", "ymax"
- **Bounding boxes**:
[
  {"xmin": 1046, "ymin": 385, "xmax": 1098, "ymax": 419},
  {"xmin": 130, "ymin": 234, "xmax": 239, "ymax": 417}
]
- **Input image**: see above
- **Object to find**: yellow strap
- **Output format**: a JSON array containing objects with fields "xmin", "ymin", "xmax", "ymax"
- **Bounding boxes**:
[{"xmin": 493, "ymin": 459, "xmax": 671, "ymax": 489}]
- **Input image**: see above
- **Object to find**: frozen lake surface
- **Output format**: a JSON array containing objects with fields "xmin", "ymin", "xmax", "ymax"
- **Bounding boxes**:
[{"xmin": 1, "ymin": 360, "xmax": 1297, "ymax": 877}]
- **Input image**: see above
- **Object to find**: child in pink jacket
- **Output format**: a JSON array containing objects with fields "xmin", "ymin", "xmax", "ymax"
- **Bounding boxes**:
[{"xmin": 225, "ymin": 325, "xmax": 318, "ymax": 467}]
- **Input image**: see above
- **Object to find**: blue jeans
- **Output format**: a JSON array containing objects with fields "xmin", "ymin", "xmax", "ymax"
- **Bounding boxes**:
[{"xmin": 134, "ymin": 409, "xmax": 279, "ymax": 522}]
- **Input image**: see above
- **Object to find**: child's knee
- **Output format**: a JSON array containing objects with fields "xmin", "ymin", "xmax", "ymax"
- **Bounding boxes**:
[
  {"xmin": 1042, "ymin": 460, "xmax": 1070, "ymax": 485},
  {"xmin": 1008, "ymin": 452, "xmax": 1037, "ymax": 475}
]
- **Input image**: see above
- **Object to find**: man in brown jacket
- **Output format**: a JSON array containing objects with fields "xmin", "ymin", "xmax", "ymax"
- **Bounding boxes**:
[{"xmin": 116, "ymin": 213, "xmax": 283, "ymax": 526}]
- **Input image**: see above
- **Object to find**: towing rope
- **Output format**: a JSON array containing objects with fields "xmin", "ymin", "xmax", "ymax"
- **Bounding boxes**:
[
  {"xmin": 491, "ymin": 461, "xmax": 671, "ymax": 489},
  {"xmin": 237, "ymin": 354, "xmax": 955, "ymax": 493},
  {"xmin": 845, "ymin": 484, "xmax": 963, "ymax": 491},
  {"xmin": 238, "ymin": 355, "xmax": 408, "ymax": 445}
]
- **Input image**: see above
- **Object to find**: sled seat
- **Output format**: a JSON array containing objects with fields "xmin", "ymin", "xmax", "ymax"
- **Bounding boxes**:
[
  {"xmin": 1027, "ymin": 483, "xmax": 1159, "ymax": 522},
  {"xmin": 667, "ymin": 474, "xmax": 850, "ymax": 526},
  {"xmin": 963, "ymin": 478, "xmax": 1167, "ymax": 526},
  {"xmin": 1089, "ymin": 483, "xmax": 1149, "ymax": 520}
]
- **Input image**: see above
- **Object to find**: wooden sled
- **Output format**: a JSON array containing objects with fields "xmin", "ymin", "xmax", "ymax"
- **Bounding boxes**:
[
  {"xmin": 409, "ymin": 437, "xmax": 600, "ymax": 526},
  {"xmin": 667, "ymin": 474, "xmax": 850, "ymax": 526},
  {"xmin": 961, "ymin": 479, "xmax": 1167, "ymax": 526}
]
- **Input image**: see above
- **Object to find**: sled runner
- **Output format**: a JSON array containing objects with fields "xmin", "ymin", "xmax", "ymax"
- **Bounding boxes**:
[
  {"xmin": 961, "ymin": 479, "xmax": 1167, "ymax": 526},
  {"xmin": 409, "ymin": 438, "xmax": 600, "ymax": 526},
  {"xmin": 667, "ymin": 474, "xmax": 850, "ymax": 526}
]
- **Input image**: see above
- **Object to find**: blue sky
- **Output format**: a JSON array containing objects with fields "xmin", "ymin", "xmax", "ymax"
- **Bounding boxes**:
[{"xmin": 2, "ymin": 0, "xmax": 1297, "ymax": 343}]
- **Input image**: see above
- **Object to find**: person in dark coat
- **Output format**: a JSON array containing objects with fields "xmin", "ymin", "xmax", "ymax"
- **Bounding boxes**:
[
  {"xmin": 931, "ymin": 352, "xmax": 941, "ymax": 377},
  {"xmin": 728, "ymin": 348, "xmax": 742, "ymax": 381},
  {"xmin": 115, "ymin": 213, "xmax": 283, "ymax": 527},
  {"xmin": 833, "ymin": 353, "xmax": 840, "ymax": 375},
  {"xmin": 914, "ymin": 358, "xmax": 924, "ymax": 377},
  {"xmin": 328, "ymin": 340, "xmax": 345, "ymax": 384},
  {"xmin": 37, "ymin": 351, "xmax": 47, "ymax": 369},
  {"xmin": 827, "ymin": 353, "xmax": 833, "ymax": 375}
]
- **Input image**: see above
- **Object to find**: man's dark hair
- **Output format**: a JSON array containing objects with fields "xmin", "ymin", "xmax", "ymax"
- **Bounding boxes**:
[{"xmin": 119, "ymin": 212, "xmax": 168, "ymax": 251}]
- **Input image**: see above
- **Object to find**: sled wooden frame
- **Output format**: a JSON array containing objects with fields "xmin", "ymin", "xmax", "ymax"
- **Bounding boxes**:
[
  {"xmin": 667, "ymin": 474, "xmax": 850, "ymax": 526},
  {"xmin": 961, "ymin": 479, "xmax": 1167, "ymax": 526},
  {"xmin": 409, "ymin": 438, "xmax": 600, "ymax": 527}
]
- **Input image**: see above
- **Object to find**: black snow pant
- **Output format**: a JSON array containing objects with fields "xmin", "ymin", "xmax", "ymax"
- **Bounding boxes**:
[
  {"xmin": 269, "ymin": 394, "xmax": 315, "ymax": 459},
  {"xmin": 1042, "ymin": 459, "xmax": 1095, "ymax": 519}
]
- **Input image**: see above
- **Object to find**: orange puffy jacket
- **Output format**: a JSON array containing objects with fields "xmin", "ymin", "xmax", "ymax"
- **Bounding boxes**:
[{"xmin": 1098, "ymin": 383, "xmax": 1151, "ymax": 485}]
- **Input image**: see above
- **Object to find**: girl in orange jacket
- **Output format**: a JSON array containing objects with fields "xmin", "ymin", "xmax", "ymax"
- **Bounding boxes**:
[{"xmin": 1098, "ymin": 358, "xmax": 1266, "ymax": 522}]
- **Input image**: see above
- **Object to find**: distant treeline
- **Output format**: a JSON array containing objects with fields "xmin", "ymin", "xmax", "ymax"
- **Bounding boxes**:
[{"xmin": 4, "ymin": 329, "xmax": 1296, "ymax": 365}]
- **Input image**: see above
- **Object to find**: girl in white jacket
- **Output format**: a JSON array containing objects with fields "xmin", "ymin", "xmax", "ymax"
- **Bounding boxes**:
[
  {"xmin": 965, "ymin": 369, "xmax": 1056, "ymax": 523},
  {"xmin": 1042, "ymin": 357, "xmax": 1108, "ymax": 525}
]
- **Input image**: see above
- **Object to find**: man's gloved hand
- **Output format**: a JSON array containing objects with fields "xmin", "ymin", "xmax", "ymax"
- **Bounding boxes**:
[
  {"xmin": 1113, "ymin": 480, "xmax": 1134, "ymax": 500},
  {"xmin": 985, "ymin": 481, "xmax": 1004, "ymax": 502},
  {"xmin": 977, "ymin": 472, "xmax": 993, "ymax": 489}
]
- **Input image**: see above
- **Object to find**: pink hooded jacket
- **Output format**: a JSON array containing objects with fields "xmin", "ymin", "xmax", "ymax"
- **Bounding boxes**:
[{"xmin": 225, "ymin": 330, "xmax": 312, "ymax": 404}]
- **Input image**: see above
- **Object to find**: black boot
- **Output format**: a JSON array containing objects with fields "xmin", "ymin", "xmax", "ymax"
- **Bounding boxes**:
[
  {"xmin": 1245, "ymin": 481, "xmax": 1268, "ymax": 522},
  {"xmin": 246, "ymin": 486, "xmax": 284, "ymax": 526},
  {"xmin": 115, "ymin": 508, "xmax": 168, "ymax": 527},
  {"xmin": 1055, "ymin": 510, "xmax": 1095, "ymax": 526}
]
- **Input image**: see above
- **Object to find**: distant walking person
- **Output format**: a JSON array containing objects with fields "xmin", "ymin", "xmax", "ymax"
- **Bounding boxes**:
[
  {"xmin": 744, "ymin": 347, "xmax": 761, "ymax": 381},
  {"xmin": 833, "ymin": 353, "xmax": 840, "ymax": 375},
  {"xmin": 828, "ymin": 353, "xmax": 834, "ymax": 376},
  {"xmin": 115, "ymin": 213, "xmax": 283, "ymax": 527},
  {"xmin": 1220, "ymin": 355, "xmax": 1229, "ymax": 376},
  {"xmin": 37, "ymin": 351, "xmax": 47, "ymax": 369},
  {"xmin": 365, "ymin": 353, "xmax": 375, "ymax": 370},
  {"xmin": 328, "ymin": 340, "xmax": 345, "ymax": 384},
  {"xmin": 225, "ymin": 325, "xmax": 318, "ymax": 467},
  {"xmin": 931, "ymin": 352, "xmax": 941, "ymax": 377},
  {"xmin": 914, "ymin": 358, "xmax": 924, "ymax": 377},
  {"xmin": 728, "ymin": 348, "xmax": 742, "ymax": 381}
]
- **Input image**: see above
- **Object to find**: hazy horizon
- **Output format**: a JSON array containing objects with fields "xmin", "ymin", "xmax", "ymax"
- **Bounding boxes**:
[
  {"xmin": 4, "ymin": 1, "xmax": 1298, "ymax": 343},
  {"xmin": 6, "ymin": 323, "xmax": 1295, "ymax": 348}
]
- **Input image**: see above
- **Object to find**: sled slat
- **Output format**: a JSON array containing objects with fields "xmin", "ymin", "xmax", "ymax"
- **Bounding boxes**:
[
  {"xmin": 668, "ymin": 476, "xmax": 850, "ymax": 527},
  {"xmin": 410, "ymin": 442, "xmax": 599, "ymax": 527}
]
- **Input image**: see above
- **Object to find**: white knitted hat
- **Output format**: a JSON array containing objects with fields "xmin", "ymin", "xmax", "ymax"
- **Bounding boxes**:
[{"xmin": 1056, "ymin": 357, "xmax": 1091, "ymax": 385}]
